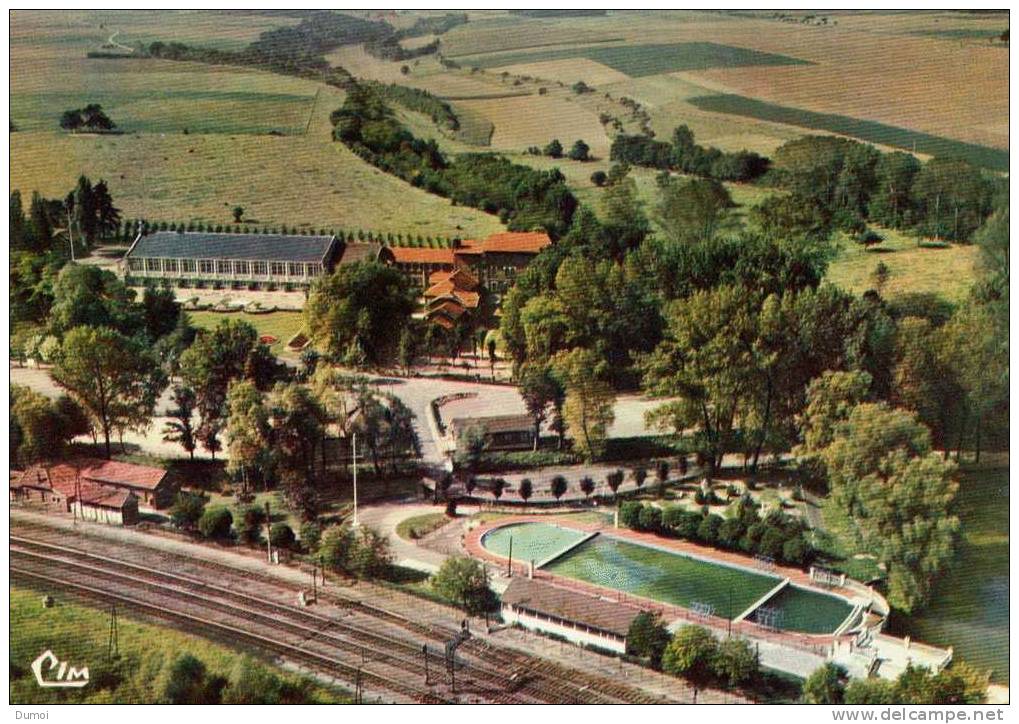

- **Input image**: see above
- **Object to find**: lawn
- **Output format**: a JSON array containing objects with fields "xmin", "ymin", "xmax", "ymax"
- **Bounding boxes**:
[
  {"xmin": 825, "ymin": 228, "xmax": 978, "ymax": 303},
  {"xmin": 188, "ymin": 310, "xmax": 305, "ymax": 355},
  {"xmin": 460, "ymin": 42, "xmax": 810, "ymax": 77},
  {"xmin": 546, "ymin": 533, "xmax": 781, "ymax": 619},
  {"xmin": 396, "ymin": 512, "xmax": 452, "ymax": 541},
  {"xmin": 9, "ymin": 585, "xmax": 348, "ymax": 704},
  {"xmin": 889, "ymin": 458, "xmax": 1010, "ymax": 684},
  {"xmin": 689, "ymin": 94, "xmax": 1009, "ymax": 172}
]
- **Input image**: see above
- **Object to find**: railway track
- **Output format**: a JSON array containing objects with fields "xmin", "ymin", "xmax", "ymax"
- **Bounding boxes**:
[{"xmin": 11, "ymin": 535, "xmax": 661, "ymax": 703}]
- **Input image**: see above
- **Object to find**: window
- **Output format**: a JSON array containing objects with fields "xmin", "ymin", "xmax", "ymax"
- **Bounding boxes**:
[
  {"xmin": 199, "ymin": 260, "xmax": 215, "ymax": 274},
  {"xmin": 288, "ymin": 262, "xmax": 303, "ymax": 277},
  {"xmin": 252, "ymin": 261, "xmax": 267, "ymax": 276},
  {"xmin": 216, "ymin": 260, "xmax": 232, "ymax": 274},
  {"xmin": 128, "ymin": 258, "xmax": 144, "ymax": 271},
  {"xmin": 145, "ymin": 258, "xmax": 161, "ymax": 272},
  {"xmin": 164, "ymin": 259, "xmax": 178, "ymax": 273},
  {"xmin": 306, "ymin": 264, "xmax": 320, "ymax": 277},
  {"xmin": 181, "ymin": 259, "xmax": 196, "ymax": 273},
  {"xmin": 270, "ymin": 262, "xmax": 286, "ymax": 276},
  {"xmin": 234, "ymin": 261, "xmax": 249, "ymax": 275}
]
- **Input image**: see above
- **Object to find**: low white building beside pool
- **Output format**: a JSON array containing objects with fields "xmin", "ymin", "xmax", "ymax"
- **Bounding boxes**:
[{"xmin": 500, "ymin": 577, "xmax": 637, "ymax": 655}]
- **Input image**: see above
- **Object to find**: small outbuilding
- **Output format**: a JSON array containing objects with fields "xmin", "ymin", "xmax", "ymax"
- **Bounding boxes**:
[
  {"xmin": 501, "ymin": 578, "xmax": 638, "ymax": 655},
  {"xmin": 449, "ymin": 414, "xmax": 536, "ymax": 451}
]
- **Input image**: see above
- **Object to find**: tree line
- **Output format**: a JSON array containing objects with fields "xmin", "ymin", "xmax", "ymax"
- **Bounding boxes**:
[
  {"xmin": 610, "ymin": 124, "xmax": 769, "ymax": 182},
  {"xmin": 331, "ymin": 84, "xmax": 578, "ymax": 237}
]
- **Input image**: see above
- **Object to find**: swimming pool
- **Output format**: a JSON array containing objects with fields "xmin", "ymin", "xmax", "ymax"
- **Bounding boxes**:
[{"xmin": 480, "ymin": 521, "xmax": 855, "ymax": 634}]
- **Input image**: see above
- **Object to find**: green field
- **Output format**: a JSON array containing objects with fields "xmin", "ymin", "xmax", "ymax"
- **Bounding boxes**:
[
  {"xmin": 757, "ymin": 585, "xmax": 854, "ymax": 635},
  {"xmin": 9, "ymin": 585, "xmax": 347, "ymax": 704},
  {"xmin": 482, "ymin": 521, "xmax": 590, "ymax": 564},
  {"xmin": 461, "ymin": 42, "xmax": 809, "ymax": 77},
  {"xmin": 189, "ymin": 310, "xmax": 305, "ymax": 354},
  {"xmin": 689, "ymin": 94, "xmax": 1009, "ymax": 172},
  {"xmin": 826, "ymin": 228, "xmax": 978, "ymax": 303},
  {"xmin": 891, "ymin": 459, "xmax": 1009, "ymax": 683}
]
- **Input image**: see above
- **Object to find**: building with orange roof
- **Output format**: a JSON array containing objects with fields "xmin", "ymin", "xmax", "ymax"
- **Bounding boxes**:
[
  {"xmin": 381, "ymin": 231, "xmax": 552, "ymax": 292},
  {"xmin": 10, "ymin": 458, "xmax": 176, "ymax": 515}
]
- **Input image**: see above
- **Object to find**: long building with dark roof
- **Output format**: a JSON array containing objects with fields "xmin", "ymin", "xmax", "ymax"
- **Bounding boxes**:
[{"xmin": 122, "ymin": 231, "xmax": 382, "ymax": 291}]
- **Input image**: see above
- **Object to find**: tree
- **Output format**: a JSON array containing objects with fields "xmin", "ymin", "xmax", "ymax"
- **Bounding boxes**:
[
  {"xmin": 305, "ymin": 261, "xmax": 416, "ymax": 367},
  {"xmin": 10, "ymin": 387, "xmax": 84, "ymax": 465},
  {"xmin": 163, "ymin": 654, "xmax": 224, "ymax": 704},
  {"xmin": 346, "ymin": 525, "xmax": 393, "ymax": 579},
  {"xmin": 795, "ymin": 370, "xmax": 872, "ymax": 484},
  {"xmin": 180, "ymin": 319, "xmax": 267, "ymax": 461},
  {"xmin": 579, "ymin": 475, "xmax": 595, "ymax": 499},
  {"xmin": 606, "ymin": 469, "xmax": 624, "ymax": 497},
  {"xmin": 170, "ymin": 492, "xmax": 206, "ymax": 531},
  {"xmin": 633, "ymin": 467, "xmax": 647, "ymax": 489},
  {"xmin": 491, "ymin": 477, "xmax": 507, "ymax": 501},
  {"xmin": 567, "ymin": 139, "xmax": 590, "ymax": 162},
  {"xmin": 49, "ymin": 264, "xmax": 141, "ymax": 339},
  {"xmin": 518, "ymin": 362, "xmax": 561, "ymax": 451},
  {"xmin": 712, "ymin": 637, "xmax": 758, "ymax": 688},
  {"xmin": 162, "ymin": 385, "xmax": 198, "ymax": 460},
  {"xmin": 550, "ymin": 474, "xmax": 568, "ymax": 501},
  {"xmin": 590, "ymin": 170, "xmax": 607, "ymax": 187},
  {"xmin": 655, "ymin": 177, "xmax": 735, "ymax": 245},
  {"xmin": 871, "ymin": 260, "xmax": 890, "ymax": 294},
  {"xmin": 597, "ymin": 174, "xmax": 650, "ymax": 259},
  {"xmin": 81, "ymin": 103, "xmax": 115, "ymax": 132},
  {"xmin": 543, "ymin": 139, "xmax": 563, "ymax": 158},
  {"xmin": 237, "ymin": 505, "xmax": 266, "ymax": 545},
  {"xmin": 60, "ymin": 108, "xmax": 84, "ymax": 132},
  {"xmin": 518, "ymin": 478, "xmax": 533, "ymax": 503},
  {"xmin": 51, "ymin": 326, "xmax": 165, "ymax": 459},
  {"xmin": 432, "ymin": 555, "xmax": 492, "ymax": 614},
  {"xmin": 821, "ymin": 403, "xmax": 959, "ymax": 612},
  {"xmin": 625, "ymin": 612, "xmax": 670, "ymax": 669},
  {"xmin": 655, "ymin": 459, "xmax": 670, "ymax": 497},
  {"xmin": 802, "ymin": 663, "xmax": 847, "ymax": 704},
  {"xmin": 553, "ymin": 347, "xmax": 615, "ymax": 461},
  {"xmin": 912, "ymin": 157, "xmax": 991, "ymax": 242},
  {"xmin": 662, "ymin": 625, "xmax": 718, "ymax": 686},
  {"xmin": 224, "ymin": 380, "xmax": 272, "ymax": 490},
  {"xmin": 198, "ymin": 506, "xmax": 234, "ymax": 539},
  {"xmin": 232, "ymin": 206, "xmax": 244, "ymax": 223},
  {"xmin": 869, "ymin": 152, "xmax": 920, "ymax": 228}
]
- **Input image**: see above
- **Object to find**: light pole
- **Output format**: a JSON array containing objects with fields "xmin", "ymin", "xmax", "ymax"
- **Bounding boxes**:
[{"xmin": 352, "ymin": 432, "xmax": 358, "ymax": 527}]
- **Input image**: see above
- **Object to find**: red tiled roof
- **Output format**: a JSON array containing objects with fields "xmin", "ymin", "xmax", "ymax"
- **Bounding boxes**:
[
  {"xmin": 428, "ymin": 300, "xmax": 467, "ymax": 319},
  {"xmin": 423, "ymin": 283, "xmax": 481, "ymax": 309},
  {"xmin": 388, "ymin": 247, "xmax": 455, "ymax": 265},
  {"xmin": 478, "ymin": 231, "xmax": 552, "ymax": 254},
  {"xmin": 12, "ymin": 459, "xmax": 167, "ymax": 495},
  {"xmin": 428, "ymin": 266, "xmax": 479, "ymax": 290}
]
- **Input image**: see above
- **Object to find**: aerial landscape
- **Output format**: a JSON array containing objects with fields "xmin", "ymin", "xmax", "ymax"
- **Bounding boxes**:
[{"xmin": 8, "ymin": 8, "xmax": 1009, "ymax": 708}]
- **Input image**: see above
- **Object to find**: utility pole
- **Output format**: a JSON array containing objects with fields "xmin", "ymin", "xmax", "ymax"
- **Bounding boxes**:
[
  {"xmin": 352, "ymin": 432, "xmax": 359, "ymax": 527},
  {"xmin": 73, "ymin": 465, "xmax": 81, "ymax": 525},
  {"xmin": 507, "ymin": 535, "xmax": 513, "ymax": 577},
  {"xmin": 265, "ymin": 500, "xmax": 273, "ymax": 563},
  {"xmin": 311, "ymin": 560, "xmax": 317, "ymax": 602},
  {"xmin": 422, "ymin": 644, "xmax": 430, "ymax": 685},
  {"xmin": 107, "ymin": 604, "xmax": 119, "ymax": 658}
]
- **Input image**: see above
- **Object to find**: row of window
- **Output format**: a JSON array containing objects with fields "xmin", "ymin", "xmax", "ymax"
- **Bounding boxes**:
[{"xmin": 127, "ymin": 257, "xmax": 321, "ymax": 277}]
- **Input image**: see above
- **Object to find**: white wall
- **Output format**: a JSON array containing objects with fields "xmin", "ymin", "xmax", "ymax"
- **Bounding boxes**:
[{"xmin": 502, "ymin": 605, "xmax": 625, "ymax": 654}]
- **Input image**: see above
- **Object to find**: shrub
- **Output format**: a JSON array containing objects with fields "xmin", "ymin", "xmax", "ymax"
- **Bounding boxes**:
[
  {"xmin": 579, "ymin": 475, "xmax": 596, "ymax": 498},
  {"xmin": 198, "ymin": 506, "xmax": 233, "ymax": 540},
  {"xmin": 270, "ymin": 523, "xmax": 296, "ymax": 550},
  {"xmin": 591, "ymin": 170, "xmax": 608, "ymax": 187},
  {"xmin": 696, "ymin": 513, "xmax": 723, "ymax": 544},
  {"xmin": 620, "ymin": 501, "xmax": 644, "ymax": 529},
  {"xmin": 633, "ymin": 467, "xmax": 648, "ymax": 488},
  {"xmin": 299, "ymin": 521, "xmax": 322, "ymax": 551},
  {"xmin": 550, "ymin": 474, "xmax": 568, "ymax": 501},
  {"xmin": 675, "ymin": 511, "xmax": 703, "ymax": 540},
  {"xmin": 782, "ymin": 535, "xmax": 809, "ymax": 566},
  {"xmin": 625, "ymin": 611, "xmax": 670, "ymax": 670},
  {"xmin": 518, "ymin": 478, "xmax": 533, "ymax": 502},
  {"xmin": 170, "ymin": 492, "xmax": 206, "ymax": 531},
  {"xmin": 758, "ymin": 526, "xmax": 787, "ymax": 560},
  {"xmin": 432, "ymin": 555, "xmax": 493, "ymax": 614},
  {"xmin": 638, "ymin": 505, "xmax": 662, "ymax": 533},
  {"xmin": 712, "ymin": 637, "xmax": 759, "ymax": 688},
  {"xmin": 717, "ymin": 518, "xmax": 745, "ymax": 549},
  {"xmin": 662, "ymin": 625, "xmax": 718, "ymax": 685}
]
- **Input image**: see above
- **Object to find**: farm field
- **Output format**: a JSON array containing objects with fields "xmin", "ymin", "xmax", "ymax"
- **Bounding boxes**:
[
  {"xmin": 825, "ymin": 229, "xmax": 978, "ymax": 303},
  {"xmin": 9, "ymin": 585, "xmax": 347, "ymax": 704},
  {"xmin": 188, "ymin": 310, "xmax": 305, "ymax": 355},
  {"xmin": 456, "ymin": 41, "xmax": 810, "ymax": 77},
  {"xmin": 689, "ymin": 95, "xmax": 1009, "ymax": 171},
  {"xmin": 10, "ymin": 10, "xmax": 507, "ymax": 238}
]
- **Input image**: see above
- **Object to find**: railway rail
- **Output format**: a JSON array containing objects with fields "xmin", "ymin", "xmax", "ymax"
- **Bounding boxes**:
[{"xmin": 11, "ymin": 532, "xmax": 668, "ymax": 704}]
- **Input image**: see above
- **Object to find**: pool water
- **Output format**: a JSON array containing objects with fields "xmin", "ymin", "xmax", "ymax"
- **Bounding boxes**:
[
  {"xmin": 546, "ymin": 534, "xmax": 779, "ymax": 618},
  {"xmin": 756, "ymin": 584, "xmax": 855, "ymax": 635},
  {"xmin": 480, "ymin": 522, "xmax": 590, "ymax": 565},
  {"xmin": 482, "ymin": 522, "xmax": 855, "ymax": 634}
]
